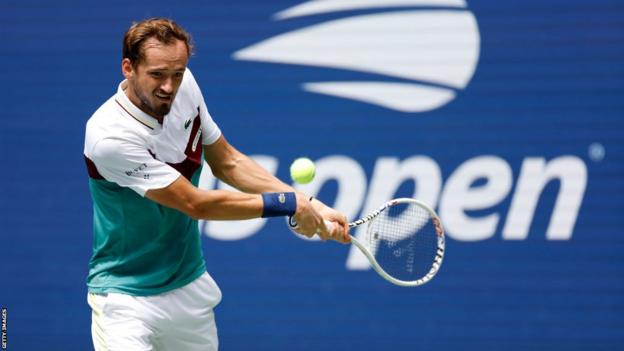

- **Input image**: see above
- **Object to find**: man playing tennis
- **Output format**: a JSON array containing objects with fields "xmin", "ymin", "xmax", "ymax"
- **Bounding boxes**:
[{"xmin": 83, "ymin": 17, "xmax": 349, "ymax": 350}]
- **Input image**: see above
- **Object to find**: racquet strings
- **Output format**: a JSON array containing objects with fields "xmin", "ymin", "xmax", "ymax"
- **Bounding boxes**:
[{"xmin": 367, "ymin": 201, "xmax": 439, "ymax": 282}]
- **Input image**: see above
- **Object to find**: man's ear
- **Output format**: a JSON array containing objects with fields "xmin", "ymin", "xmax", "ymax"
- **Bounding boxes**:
[{"xmin": 121, "ymin": 58, "xmax": 134, "ymax": 80}]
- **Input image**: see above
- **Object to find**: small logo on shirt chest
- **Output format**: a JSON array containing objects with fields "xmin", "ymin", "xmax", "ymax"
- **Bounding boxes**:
[{"xmin": 184, "ymin": 119, "xmax": 192, "ymax": 129}]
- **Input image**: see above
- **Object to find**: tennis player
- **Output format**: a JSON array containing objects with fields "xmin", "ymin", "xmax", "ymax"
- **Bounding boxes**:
[{"xmin": 83, "ymin": 18, "xmax": 349, "ymax": 350}]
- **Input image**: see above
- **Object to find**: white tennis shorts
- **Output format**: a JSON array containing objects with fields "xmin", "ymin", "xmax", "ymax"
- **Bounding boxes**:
[{"xmin": 87, "ymin": 272, "xmax": 222, "ymax": 351}]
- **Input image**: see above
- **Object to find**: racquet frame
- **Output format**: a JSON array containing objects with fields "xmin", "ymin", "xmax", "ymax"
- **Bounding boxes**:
[{"xmin": 344, "ymin": 198, "xmax": 445, "ymax": 287}]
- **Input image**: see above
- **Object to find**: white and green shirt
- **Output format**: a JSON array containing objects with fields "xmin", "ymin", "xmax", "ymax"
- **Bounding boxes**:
[{"xmin": 83, "ymin": 69, "xmax": 221, "ymax": 296}]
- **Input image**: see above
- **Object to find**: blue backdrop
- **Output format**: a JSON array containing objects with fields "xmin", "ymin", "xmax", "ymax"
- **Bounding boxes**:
[{"xmin": 1, "ymin": 0, "xmax": 623, "ymax": 350}]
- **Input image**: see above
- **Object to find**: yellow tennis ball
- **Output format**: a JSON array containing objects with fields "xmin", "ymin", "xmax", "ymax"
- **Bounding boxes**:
[{"xmin": 290, "ymin": 157, "xmax": 316, "ymax": 184}]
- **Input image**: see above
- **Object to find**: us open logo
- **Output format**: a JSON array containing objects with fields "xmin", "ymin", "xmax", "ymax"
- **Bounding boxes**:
[{"xmin": 234, "ymin": 0, "xmax": 480, "ymax": 113}]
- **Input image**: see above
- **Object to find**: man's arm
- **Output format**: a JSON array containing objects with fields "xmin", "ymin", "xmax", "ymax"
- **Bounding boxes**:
[
  {"xmin": 202, "ymin": 135, "xmax": 291, "ymax": 194},
  {"xmin": 144, "ymin": 172, "xmax": 306, "ymax": 223},
  {"xmin": 146, "ymin": 175, "xmax": 262, "ymax": 220},
  {"xmin": 202, "ymin": 135, "xmax": 350, "ymax": 242},
  {"xmin": 145, "ymin": 174, "xmax": 340, "ymax": 240}
]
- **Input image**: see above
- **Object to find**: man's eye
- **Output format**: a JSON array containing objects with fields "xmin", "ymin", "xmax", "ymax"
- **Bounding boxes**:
[
  {"xmin": 150, "ymin": 72, "xmax": 162, "ymax": 78},
  {"xmin": 174, "ymin": 72, "xmax": 184, "ymax": 78}
]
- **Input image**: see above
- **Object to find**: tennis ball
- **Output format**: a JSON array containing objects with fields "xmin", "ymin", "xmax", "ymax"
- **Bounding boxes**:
[{"xmin": 290, "ymin": 157, "xmax": 316, "ymax": 184}]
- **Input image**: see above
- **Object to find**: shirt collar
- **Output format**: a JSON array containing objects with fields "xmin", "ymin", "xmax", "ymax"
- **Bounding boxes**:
[{"xmin": 114, "ymin": 80, "xmax": 161, "ymax": 130}]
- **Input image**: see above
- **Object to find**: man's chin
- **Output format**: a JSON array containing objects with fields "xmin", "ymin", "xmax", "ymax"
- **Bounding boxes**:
[
  {"xmin": 138, "ymin": 99, "xmax": 171, "ymax": 120},
  {"xmin": 148, "ymin": 102, "xmax": 171, "ymax": 118},
  {"xmin": 156, "ymin": 104, "xmax": 171, "ymax": 116}
]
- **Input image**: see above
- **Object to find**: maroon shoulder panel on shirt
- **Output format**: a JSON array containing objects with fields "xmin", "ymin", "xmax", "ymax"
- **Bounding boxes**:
[{"xmin": 168, "ymin": 108, "xmax": 203, "ymax": 180}]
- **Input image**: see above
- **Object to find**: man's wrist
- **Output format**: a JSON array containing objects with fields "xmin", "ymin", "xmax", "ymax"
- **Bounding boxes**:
[{"xmin": 261, "ymin": 192, "xmax": 297, "ymax": 217}]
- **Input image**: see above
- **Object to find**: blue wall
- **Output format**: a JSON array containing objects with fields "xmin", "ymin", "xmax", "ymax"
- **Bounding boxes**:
[{"xmin": 1, "ymin": 0, "xmax": 623, "ymax": 350}]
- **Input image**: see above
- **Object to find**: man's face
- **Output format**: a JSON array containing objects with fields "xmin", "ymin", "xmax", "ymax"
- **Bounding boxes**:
[{"xmin": 122, "ymin": 38, "xmax": 189, "ymax": 120}]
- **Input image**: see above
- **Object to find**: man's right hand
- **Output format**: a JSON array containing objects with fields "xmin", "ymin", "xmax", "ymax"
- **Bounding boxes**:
[{"xmin": 291, "ymin": 193, "xmax": 345, "ymax": 242}]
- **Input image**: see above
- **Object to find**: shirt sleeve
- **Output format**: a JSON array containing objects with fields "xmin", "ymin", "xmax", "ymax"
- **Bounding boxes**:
[
  {"xmin": 185, "ymin": 69, "xmax": 222, "ymax": 145},
  {"xmin": 90, "ymin": 137, "xmax": 181, "ymax": 197}
]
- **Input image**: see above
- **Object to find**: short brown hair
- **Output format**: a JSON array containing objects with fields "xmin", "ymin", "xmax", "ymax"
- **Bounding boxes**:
[{"xmin": 123, "ymin": 18, "xmax": 194, "ymax": 66}]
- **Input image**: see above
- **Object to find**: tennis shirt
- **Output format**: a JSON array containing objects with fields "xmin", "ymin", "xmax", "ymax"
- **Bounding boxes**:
[{"xmin": 83, "ymin": 69, "xmax": 221, "ymax": 296}]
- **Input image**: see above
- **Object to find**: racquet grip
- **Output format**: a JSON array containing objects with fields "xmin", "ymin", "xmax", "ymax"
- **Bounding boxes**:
[{"xmin": 289, "ymin": 218, "xmax": 339, "ymax": 234}]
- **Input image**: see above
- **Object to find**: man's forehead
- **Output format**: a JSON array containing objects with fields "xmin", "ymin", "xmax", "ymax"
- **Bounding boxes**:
[{"xmin": 141, "ymin": 38, "xmax": 188, "ymax": 68}]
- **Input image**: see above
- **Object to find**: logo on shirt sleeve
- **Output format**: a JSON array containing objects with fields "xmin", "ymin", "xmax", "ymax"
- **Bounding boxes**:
[{"xmin": 125, "ymin": 163, "xmax": 150, "ymax": 179}]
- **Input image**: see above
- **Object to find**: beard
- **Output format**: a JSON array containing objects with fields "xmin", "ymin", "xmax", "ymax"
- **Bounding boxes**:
[
  {"xmin": 145, "ymin": 99, "xmax": 172, "ymax": 118},
  {"xmin": 134, "ymin": 87, "xmax": 173, "ymax": 119}
]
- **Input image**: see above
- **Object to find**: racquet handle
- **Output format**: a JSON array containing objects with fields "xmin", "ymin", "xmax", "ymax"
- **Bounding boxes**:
[
  {"xmin": 289, "ymin": 217, "xmax": 340, "ymax": 232},
  {"xmin": 289, "ymin": 217, "xmax": 351, "ymax": 237}
]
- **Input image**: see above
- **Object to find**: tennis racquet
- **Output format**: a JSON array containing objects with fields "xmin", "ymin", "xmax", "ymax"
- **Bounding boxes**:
[{"xmin": 290, "ymin": 198, "xmax": 445, "ymax": 287}]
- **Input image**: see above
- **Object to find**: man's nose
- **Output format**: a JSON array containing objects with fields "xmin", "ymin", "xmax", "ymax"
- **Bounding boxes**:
[{"xmin": 160, "ymin": 78, "xmax": 173, "ymax": 94}]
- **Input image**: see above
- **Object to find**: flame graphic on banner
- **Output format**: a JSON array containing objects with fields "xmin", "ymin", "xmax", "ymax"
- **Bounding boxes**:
[{"xmin": 234, "ymin": 0, "xmax": 480, "ymax": 112}]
